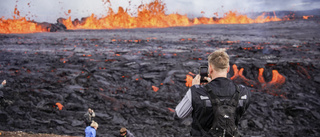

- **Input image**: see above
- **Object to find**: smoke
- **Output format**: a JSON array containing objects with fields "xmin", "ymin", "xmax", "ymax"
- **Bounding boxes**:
[
  {"xmin": 0, "ymin": 0, "xmax": 319, "ymax": 23},
  {"xmin": 164, "ymin": 0, "xmax": 320, "ymax": 17}
]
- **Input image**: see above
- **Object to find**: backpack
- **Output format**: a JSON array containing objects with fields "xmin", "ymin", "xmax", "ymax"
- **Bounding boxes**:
[{"xmin": 198, "ymin": 84, "xmax": 240, "ymax": 137}]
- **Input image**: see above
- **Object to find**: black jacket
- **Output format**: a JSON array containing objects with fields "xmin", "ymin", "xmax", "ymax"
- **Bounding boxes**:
[{"xmin": 190, "ymin": 77, "xmax": 251, "ymax": 136}]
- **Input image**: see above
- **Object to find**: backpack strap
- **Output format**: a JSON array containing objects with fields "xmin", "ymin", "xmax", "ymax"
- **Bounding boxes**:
[
  {"xmin": 192, "ymin": 85, "xmax": 219, "ymax": 137},
  {"xmin": 194, "ymin": 117, "xmax": 211, "ymax": 137},
  {"xmin": 226, "ymin": 84, "xmax": 241, "ymax": 136},
  {"xmin": 204, "ymin": 84, "xmax": 220, "ymax": 107},
  {"xmin": 204, "ymin": 84, "xmax": 221, "ymax": 135},
  {"xmin": 229, "ymin": 85, "xmax": 240, "ymax": 106}
]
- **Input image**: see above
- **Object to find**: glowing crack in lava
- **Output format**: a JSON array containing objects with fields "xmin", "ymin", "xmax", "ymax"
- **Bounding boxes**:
[
  {"xmin": 231, "ymin": 64, "xmax": 286, "ymax": 97},
  {"xmin": 1, "ymin": 0, "xmax": 287, "ymax": 33}
]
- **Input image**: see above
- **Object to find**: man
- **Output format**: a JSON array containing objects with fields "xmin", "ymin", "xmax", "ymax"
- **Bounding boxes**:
[
  {"xmin": 84, "ymin": 108, "xmax": 96, "ymax": 126},
  {"xmin": 85, "ymin": 121, "xmax": 98, "ymax": 137},
  {"xmin": 119, "ymin": 127, "xmax": 135, "ymax": 137},
  {"xmin": 175, "ymin": 49, "xmax": 251, "ymax": 137}
]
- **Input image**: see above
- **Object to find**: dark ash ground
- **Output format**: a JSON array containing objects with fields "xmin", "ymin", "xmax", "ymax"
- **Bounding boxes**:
[{"xmin": 0, "ymin": 19, "xmax": 320, "ymax": 137}]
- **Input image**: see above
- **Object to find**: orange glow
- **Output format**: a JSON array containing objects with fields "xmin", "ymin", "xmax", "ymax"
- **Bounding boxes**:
[
  {"xmin": 185, "ymin": 73, "xmax": 194, "ymax": 87},
  {"xmin": 0, "ymin": 17, "xmax": 46, "ymax": 34},
  {"xmin": 258, "ymin": 69, "xmax": 286, "ymax": 89},
  {"xmin": 230, "ymin": 64, "xmax": 285, "ymax": 90},
  {"xmin": 188, "ymin": 72, "xmax": 195, "ymax": 76},
  {"xmin": 168, "ymin": 108, "xmax": 175, "ymax": 112},
  {"xmin": 152, "ymin": 86, "xmax": 159, "ymax": 92},
  {"xmin": 258, "ymin": 68, "xmax": 266, "ymax": 84},
  {"xmin": 268, "ymin": 70, "xmax": 286, "ymax": 88},
  {"xmin": 230, "ymin": 64, "xmax": 255, "ymax": 86},
  {"xmin": 2, "ymin": 0, "xmax": 290, "ymax": 33},
  {"xmin": 55, "ymin": 102, "xmax": 64, "ymax": 110},
  {"xmin": 216, "ymin": 11, "xmax": 282, "ymax": 24},
  {"xmin": 61, "ymin": 0, "xmax": 285, "ymax": 30},
  {"xmin": 303, "ymin": 15, "xmax": 313, "ymax": 19},
  {"xmin": 0, "ymin": 7, "xmax": 46, "ymax": 34},
  {"xmin": 238, "ymin": 68, "xmax": 256, "ymax": 86},
  {"xmin": 239, "ymin": 68, "xmax": 249, "ymax": 81},
  {"xmin": 230, "ymin": 64, "xmax": 239, "ymax": 80}
]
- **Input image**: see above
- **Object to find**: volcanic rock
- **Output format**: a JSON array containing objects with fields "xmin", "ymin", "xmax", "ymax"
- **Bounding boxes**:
[{"xmin": 0, "ymin": 18, "xmax": 319, "ymax": 137}]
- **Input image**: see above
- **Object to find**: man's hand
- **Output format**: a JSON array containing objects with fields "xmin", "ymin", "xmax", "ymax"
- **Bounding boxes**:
[
  {"xmin": 192, "ymin": 74, "xmax": 201, "ymax": 86},
  {"xmin": 204, "ymin": 77, "xmax": 212, "ymax": 83}
]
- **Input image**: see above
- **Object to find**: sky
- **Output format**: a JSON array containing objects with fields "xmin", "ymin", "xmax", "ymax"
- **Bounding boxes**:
[{"xmin": 0, "ymin": 0, "xmax": 319, "ymax": 23}]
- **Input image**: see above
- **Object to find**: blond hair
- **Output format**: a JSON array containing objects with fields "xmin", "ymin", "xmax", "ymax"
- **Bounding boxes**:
[
  {"xmin": 120, "ymin": 127, "xmax": 127, "ymax": 133},
  {"xmin": 208, "ymin": 49, "xmax": 229, "ymax": 72},
  {"xmin": 90, "ymin": 121, "xmax": 98, "ymax": 128}
]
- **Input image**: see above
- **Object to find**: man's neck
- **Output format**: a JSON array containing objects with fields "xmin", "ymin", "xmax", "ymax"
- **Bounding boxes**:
[{"xmin": 211, "ymin": 72, "xmax": 227, "ymax": 80}]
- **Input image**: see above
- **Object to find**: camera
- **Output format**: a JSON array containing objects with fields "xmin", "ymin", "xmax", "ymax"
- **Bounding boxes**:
[{"xmin": 199, "ymin": 66, "xmax": 208, "ymax": 83}]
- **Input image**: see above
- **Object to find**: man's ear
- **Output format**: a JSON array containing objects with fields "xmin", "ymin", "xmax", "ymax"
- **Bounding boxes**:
[{"xmin": 209, "ymin": 65, "xmax": 214, "ymax": 75}]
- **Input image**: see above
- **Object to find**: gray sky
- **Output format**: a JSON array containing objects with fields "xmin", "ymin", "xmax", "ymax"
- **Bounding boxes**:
[{"xmin": 1, "ymin": 0, "xmax": 319, "ymax": 23}]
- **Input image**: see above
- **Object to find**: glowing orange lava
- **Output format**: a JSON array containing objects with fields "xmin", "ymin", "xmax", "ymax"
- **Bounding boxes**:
[
  {"xmin": 1, "ymin": 0, "xmax": 292, "ymax": 33},
  {"xmin": 168, "ymin": 108, "xmax": 175, "ymax": 112},
  {"xmin": 303, "ymin": 15, "xmax": 313, "ymax": 19},
  {"xmin": 55, "ymin": 102, "xmax": 64, "ymax": 110},
  {"xmin": 152, "ymin": 85, "xmax": 159, "ymax": 92},
  {"xmin": 0, "ymin": 7, "xmax": 46, "ymax": 34},
  {"xmin": 268, "ymin": 70, "xmax": 286, "ymax": 88},
  {"xmin": 185, "ymin": 72, "xmax": 195, "ymax": 87},
  {"xmin": 230, "ymin": 64, "xmax": 256, "ymax": 87},
  {"xmin": 62, "ymin": 0, "xmax": 285, "ymax": 30},
  {"xmin": 258, "ymin": 68, "xmax": 266, "ymax": 85},
  {"xmin": 231, "ymin": 65, "xmax": 286, "ymax": 90}
]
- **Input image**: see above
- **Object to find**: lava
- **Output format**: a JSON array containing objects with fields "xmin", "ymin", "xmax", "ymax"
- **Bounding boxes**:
[
  {"xmin": 0, "ymin": 17, "xmax": 46, "ymax": 34},
  {"xmin": 1, "ymin": 0, "xmax": 291, "ymax": 34},
  {"xmin": 303, "ymin": 15, "xmax": 313, "ymax": 19},
  {"xmin": 152, "ymin": 85, "xmax": 159, "ymax": 92},
  {"xmin": 62, "ymin": 1, "xmax": 284, "ymax": 30},
  {"xmin": 185, "ymin": 72, "xmax": 195, "ymax": 87},
  {"xmin": 231, "ymin": 65, "xmax": 286, "ymax": 97},
  {"xmin": 55, "ymin": 102, "xmax": 64, "ymax": 110}
]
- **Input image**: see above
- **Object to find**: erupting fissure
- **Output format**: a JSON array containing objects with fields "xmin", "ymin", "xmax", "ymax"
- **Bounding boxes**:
[{"xmin": 1, "ymin": 0, "xmax": 288, "ymax": 34}]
